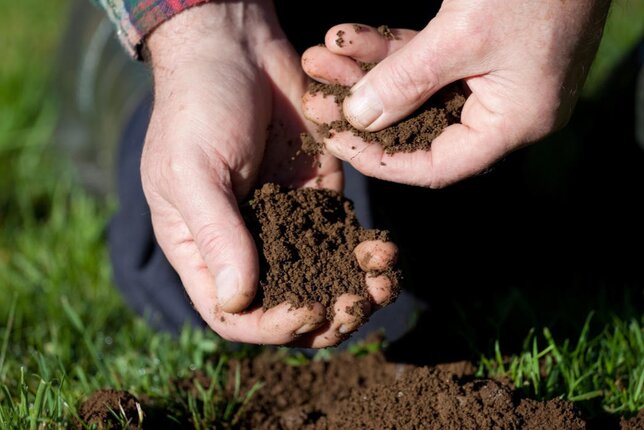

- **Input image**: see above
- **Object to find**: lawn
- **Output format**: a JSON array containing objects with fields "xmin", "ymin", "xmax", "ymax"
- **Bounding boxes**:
[{"xmin": 1, "ymin": 0, "xmax": 643, "ymax": 428}]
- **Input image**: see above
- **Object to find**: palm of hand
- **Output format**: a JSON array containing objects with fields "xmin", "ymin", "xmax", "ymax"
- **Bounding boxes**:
[{"xmin": 142, "ymin": 38, "xmax": 396, "ymax": 348}]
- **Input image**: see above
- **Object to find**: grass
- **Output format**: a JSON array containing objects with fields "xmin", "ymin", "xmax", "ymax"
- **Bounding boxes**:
[
  {"xmin": 0, "ymin": 0, "xmax": 642, "ymax": 428},
  {"xmin": 478, "ymin": 314, "xmax": 644, "ymax": 416}
]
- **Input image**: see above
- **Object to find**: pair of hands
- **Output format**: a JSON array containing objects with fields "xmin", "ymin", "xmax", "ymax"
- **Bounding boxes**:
[{"xmin": 141, "ymin": 0, "xmax": 609, "ymax": 347}]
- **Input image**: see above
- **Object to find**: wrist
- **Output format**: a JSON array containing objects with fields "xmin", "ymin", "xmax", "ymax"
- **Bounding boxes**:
[{"xmin": 147, "ymin": 1, "xmax": 281, "ymax": 68}]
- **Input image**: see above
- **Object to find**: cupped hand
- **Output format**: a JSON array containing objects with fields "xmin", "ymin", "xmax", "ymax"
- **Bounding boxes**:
[
  {"xmin": 141, "ymin": 3, "xmax": 397, "ymax": 347},
  {"xmin": 302, "ymin": 0, "xmax": 611, "ymax": 187}
]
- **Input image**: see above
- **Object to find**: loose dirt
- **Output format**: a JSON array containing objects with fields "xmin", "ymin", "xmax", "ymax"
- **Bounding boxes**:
[
  {"xmin": 78, "ymin": 389, "xmax": 141, "ymax": 429},
  {"xmin": 243, "ymin": 183, "xmax": 397, "ymax": 319},
  {"xmin": 306, "ymin": 83, "xmax": 465, "ymax": 154},
  {"xmin": 78, "ymin": 351, "xmax": 635, "ymax": 429}
]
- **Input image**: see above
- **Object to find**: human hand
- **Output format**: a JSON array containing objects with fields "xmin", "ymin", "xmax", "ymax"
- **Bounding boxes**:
[
  {"xmin": 302, "ymin": 0, "xmax": 610, "ymax": 187},
  {"xmin": 141, "ymin": 2, "xmax": 397, "ymax": 347}
]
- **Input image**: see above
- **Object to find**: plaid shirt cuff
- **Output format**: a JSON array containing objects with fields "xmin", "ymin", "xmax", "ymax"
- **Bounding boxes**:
[{"xmin": 95, "ymin": 0, "xmax": 213, "ymax": 59}]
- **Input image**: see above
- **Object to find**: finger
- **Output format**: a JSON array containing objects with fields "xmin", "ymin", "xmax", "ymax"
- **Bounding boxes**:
[
  {"xmin": 300, "ymin": 169, "xmax": 344, "ymax": 193},
  {"xmin": 366, "ymin": 273, "xmax": 394, "ymax": 306},
  {"xmin": 292, "ymin": 294, "xmax": 371, "ymax": 348},
  {"xmin": 213, "ymin": 302, "xmax": 326, "ymax": 344},
  {"xmin": 302, "ymin": 91, "xmax": 343, "ymax": 125},
  {"xmin": 156, "ymin": 154, "xmax": 259, "ymax": 314},
  {"xmin": 325, "ymin": 94, "xmax": 512, "ymax": 188},
  {"xmin": 301, "ymin": 46, "xmax": 365, "ymax": 86},
  {"xmin": 354, "ymin": 240, "xmax": 399, "ymax": 271},
  {"xmin": 341, "ymin": 20, "xmax": 484, "ymax": 132},
  {"xmin": 325, "ymin": 24, "xmax": 418, "ymax": 63}
]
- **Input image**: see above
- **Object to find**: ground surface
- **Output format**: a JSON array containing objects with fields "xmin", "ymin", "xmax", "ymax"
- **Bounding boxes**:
[{"xmin": 78, "ymin": 349, "xmax": 644, "ymax": 429}]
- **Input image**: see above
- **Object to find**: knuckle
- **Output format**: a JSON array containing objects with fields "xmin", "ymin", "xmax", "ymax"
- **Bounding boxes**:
[{"xmin": 194, "ymin": 222, "xmax": 231, "ymax": 262}]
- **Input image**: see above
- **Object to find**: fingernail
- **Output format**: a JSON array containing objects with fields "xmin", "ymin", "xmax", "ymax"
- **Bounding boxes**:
[
  {"xmin": 338, "ymin": 324, "xmax": 351, "ymax": 334},
  {"xmin": 295, "ymin": 323, "xmax": 319, "ymax": 335},
  {"xmin": 215, "ymin": 266, "xmax": 240, "ymax": 306},
  {"xmin": 344, "ymin": 81, "xmax": 383, "ymax": 129}
]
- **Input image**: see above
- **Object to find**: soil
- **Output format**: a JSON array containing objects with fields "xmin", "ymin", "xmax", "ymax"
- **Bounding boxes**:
[
  {"xmin": 335, "ymin": 30, "xmax": 346, "ymax": 47},
  {"xmin": 306, "ymin": 83, "xmax": 466, "ymax": 154},
  {"xmin": 357, "ymin": 60, "xmax": 377, "ymax": 72},
  {"xmin": 307, "ymin": 82, "xmax": 351, "ymax": 105},
  {"xmin": 78, "ymin": 389, "xmax": 141, "ymax": 429},
  {"xmin": 352, "ymin": 24, "xmax": 367, "ymax": 34},
  {"xmin": 621, "ymin": 410, "xmax": 644, "ymax": 430},
  {"xmin": 377, "ymin": 25, "xmax": 397, "ymax": 40},
  {"xmin": 242, "ymin": 183, "xmax": 397, "ymax": 319},
  {"xmin": 78, "ymin": 350, "xmax": 638, "ymax": 429}
]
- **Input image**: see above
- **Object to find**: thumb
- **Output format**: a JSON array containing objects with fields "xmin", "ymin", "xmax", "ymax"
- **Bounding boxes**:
[
  {"xmin": 188, "ymin": 186, "xmax": 258, "ymax": 314},
  {"xmin": 161, "ymin": 156, "xmax": 259, "ymax": 315},
  {"xmin": 342, "ymin": 26, "xmax": 465, "ymax": 132}
]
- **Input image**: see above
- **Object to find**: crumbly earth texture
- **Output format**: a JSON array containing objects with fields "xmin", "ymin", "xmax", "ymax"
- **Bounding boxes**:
[
  {"xmin": 308, "ymin": 83, "xmax": 466, "ymax": 154},
  {"xmin": 78, "ymin": 389, "xmax": 141, "ymax": 429},
  {"xmin": 79, "ymin": 350, "xmax": 635, "ymax": 429},
  {"xmin": 243, "ymin": 183, "xmax": 396, "ymax": 320}
]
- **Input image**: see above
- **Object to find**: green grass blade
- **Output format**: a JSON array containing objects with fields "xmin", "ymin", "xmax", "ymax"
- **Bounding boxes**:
[
  {"xmin": 29, "ymin": 379, "xmax": 48, "ymax": 430},
  {"xmin": 0, "ymin": 294, "xmax": 17, "ymax": 380}
]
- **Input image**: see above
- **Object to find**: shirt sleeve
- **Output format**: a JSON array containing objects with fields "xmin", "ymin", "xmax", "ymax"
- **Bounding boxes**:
[{"xmin": 93, "ymin": 0, "xmax": 213, "ymax": 59}]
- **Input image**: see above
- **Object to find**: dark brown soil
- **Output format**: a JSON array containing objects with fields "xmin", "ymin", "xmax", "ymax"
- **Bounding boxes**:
[
  {"xmin": 377, "ymin": 24, "xmax": 397, "ymax": 40},
  {"xmin": 335, "ymin": 30, "xmax": 346, "ymax": 47},
  {"xmin": 352, "ymin": 24, "xmax": 367, "ymax": 34},
  {"xmin": 621, "ymin": 409, "xmax": 644, "ymax": 430},
  {"xmin": 78, "ymin": 389, "xmax": 141, "ymax": 429},
  {"xmin": 233, "ymin": 351, "xmax": 587, "ymax": 430},
  {"xmin": 79, "ymin": 350, "xmax": 638, "ymax": 429},
  {"xmin": 307, "ymin": 82, "xmax": 351, "ymax": 105},
  {"xmin": 300, "ymin": 131, "xmax": 322, "ymax": 156},
  {"xmin": 328, "ymin": 366, "xmax": 585, "ymax": 430},
  {"xmin": 243, "ymin": 183, "xmax": 397, "ymax": 319},
  {"xmin": 306, "ymin": 83, "xmax": 465, "ymax": 154},
  {"xmin": 357, "ymin": 60, "xmax": 377, "ymax": 72}
]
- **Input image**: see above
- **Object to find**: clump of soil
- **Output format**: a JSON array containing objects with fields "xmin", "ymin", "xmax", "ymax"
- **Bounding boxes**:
[
  {"xmin": 307, "ymin": 82, "xmax": 351, "ymax": 105},
  {"xmin": 243, "ymin": 183, "xmax": 397, "ymax": 319},
  {"xmin": 352, "ymin": 24, "xmax": 367, "ymax": 33},
  {"xmin": 356, "ymin": 60, "xmax": 377, "ymax": 72},
  {"xmin": 78, "ymin": 389, "xmax": 141, "ymax": 429},
  {"xmin": 335, "ymin": 30, "xmax": 346, "ymax": 47},
  {"xmin": 300, "ymin": 132, "xmax": 323, "ymax": 156},
  {"xmin": 307, "ymin": 83, "xmax": 466, "ymax": 154},
  {"xmin": 377, "ymin": 24, "xmax": 397, "ymax": 40}
]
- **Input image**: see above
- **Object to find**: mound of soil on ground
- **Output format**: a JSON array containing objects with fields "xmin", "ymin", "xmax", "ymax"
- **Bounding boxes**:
[
  {"xmin": 78, "ymin": 389, "xmax": 141, "ymax": 429},
  {"xmin": 79, "ymin": 350, "xmax": 640, "ymax": 429},
  {"xmin": 234, "ymin": 351, "xmax": 585, "ymax": 430},
  {"xmin": 243, "ymin": 183, "xmax": 398, "ymax": 319}
]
